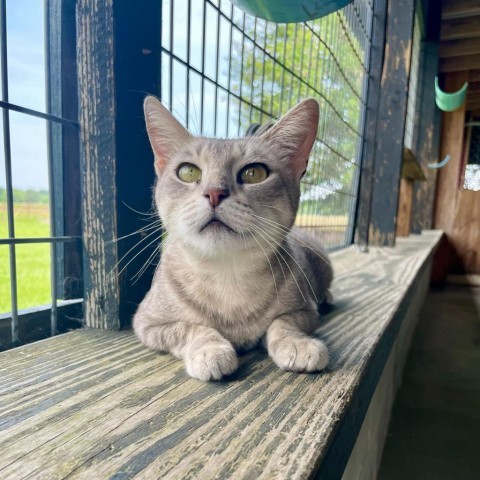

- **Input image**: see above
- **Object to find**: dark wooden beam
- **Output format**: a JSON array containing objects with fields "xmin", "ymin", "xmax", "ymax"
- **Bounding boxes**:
[
  {"xmin": 439, "ymin": 54, "xmax": 480, "ymax": 72},
  {"xmin": 439, "ymin": 37, "xmax": 480, "ymax": 58},
  {"xmin": 396, "ymin": 179, "xmax": 414, "ymax": 237},
  {"xmin": 412, "ymin": 42, "xmax": 441, "ymax": 234},
  {"xmin": 467, "ymin": 81, "xmax": 480, "ymax": 92},
  {"xmin": 469, "ymin": 69, "xmax": 480, "ymax": 82},
  {"xmin": 442, "ymin": 0, "xmax": 480, "ymax": 20},
  {"xmin": 368, "ymin": 0, "xmax": 415, "ymax": 246},
  {"xmin": 354, "ymin": 0, "xmax": 388, "ymax": 248},
  {"xmin": 76, "ymin": 1, "xmax": 161, "ymax": 330},
  {"xmin": 441, "ymin": 15, "xmax": 480, "ymax": 41},
  {"xmin": 466, "ymin": 100, "xmax": 480, "ymax": 110}
]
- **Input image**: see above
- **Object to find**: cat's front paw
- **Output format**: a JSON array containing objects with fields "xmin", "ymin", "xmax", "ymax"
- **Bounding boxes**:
[
  {"xmin": 185, "ymin": 340, "xmax": 238, "ymax": 381},
  {"xmin": 269, "ymin": 335, "xmax": 329, "ymax": 372}
]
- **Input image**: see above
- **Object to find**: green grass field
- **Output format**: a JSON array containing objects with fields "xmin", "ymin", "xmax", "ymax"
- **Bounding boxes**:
[{"xmin": 0, "ymin": 203, "xmax": 51, "ymax": 314}]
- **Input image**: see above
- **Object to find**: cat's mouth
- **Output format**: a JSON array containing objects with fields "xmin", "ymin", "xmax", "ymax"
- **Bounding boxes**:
[{"xmin": 200, "ymin": 216, "xmax": 235, "ymax": 234}]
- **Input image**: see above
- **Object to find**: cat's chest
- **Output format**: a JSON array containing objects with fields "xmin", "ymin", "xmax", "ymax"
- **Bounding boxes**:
[{"xmin": 169, "ymin": 258, "xmax": 277, "ymax": 321}]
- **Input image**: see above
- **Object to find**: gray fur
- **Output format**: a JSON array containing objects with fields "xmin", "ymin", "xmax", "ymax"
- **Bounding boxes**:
[{"xmin": 134, "ymin": 97, "xmax": 333, "ymax": 381}]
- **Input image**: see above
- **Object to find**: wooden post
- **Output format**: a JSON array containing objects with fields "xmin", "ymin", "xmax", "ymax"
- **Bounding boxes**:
[
  {"xmin": 411, "ymin": 42, "xmax": 441, "ymax": 233},
  {"xmin": 433, "ymin": 72, "xmax": 467, "ymax": 233},
  {"xmin": 355, "ymin": 0, "xmax": 388, "ymax": 248},
  {"xmin": 396, "ymin": 179, "xmax": 414, "ymax": 237},
  {"xmin": 368, "ymin": 0, "xmax": 415, "ymax": 246},
  {"xmin": 77, "ymin": 1, "xmax": 161, "ymax": 329}
]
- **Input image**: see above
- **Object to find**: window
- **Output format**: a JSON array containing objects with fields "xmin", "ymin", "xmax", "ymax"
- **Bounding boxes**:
[
  {"xmin": 0, "ymin": 0, "xmax": 82, "ymax": 349},
  {"xmin": 464, "ymin": 120, "xmax": 480, "ymax": 191},
  {"xmin": 160, "ymin": 0, "xmax": 373, "ymax": 250}
]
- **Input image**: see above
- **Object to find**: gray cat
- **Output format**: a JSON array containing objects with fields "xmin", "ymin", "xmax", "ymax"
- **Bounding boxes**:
[{"xmin": 133, "ymin": 96, "xmax": 333, "ymax": 381}]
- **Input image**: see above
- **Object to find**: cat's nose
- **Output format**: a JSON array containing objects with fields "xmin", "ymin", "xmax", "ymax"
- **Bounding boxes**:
[{"xmin": 204, "ymin": 188, "xmax": 229, "ymax": 208}]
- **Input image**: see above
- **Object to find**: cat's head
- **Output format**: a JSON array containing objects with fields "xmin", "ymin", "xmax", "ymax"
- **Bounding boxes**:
[{"xmin": 144, "ymin": 96, "xmax": 319, "ymax": 257}]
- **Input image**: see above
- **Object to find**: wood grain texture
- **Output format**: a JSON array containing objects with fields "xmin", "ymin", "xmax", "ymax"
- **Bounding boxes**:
[
  {"xmin": 411, "ymin": 42, "xmax": 440, "ymax": 234},
  {"xmin": 368, "ymin": 0, "xmax": 415, "ymax": 246},
  {"xmin": 76, "ymin": 0, "xmax": 120, "ymax": 329},
  {"xmin": 439, "ymin": 54, "xmax": 480, "ymax": 73},
  {"xmin": 355, "ymin": 0, "xmax": 388, "ymax": 248},
  {"xmin": 396, "ymin": 179, "xmax": 413, "ymax": 237},
  {"xmin": 440, "ymin": 15, "xmax": 480, "ymax": 40},
  {"xmin": 434, "ymin": 72, "xmax": 468, "ymax": 234},
  {"xmin": 0, "ymin": 232, "xmax": 442, "ymax": 480},
  {"xmin": 439, "ymin": 37, "xmax": 480, "ymax": 58},
  {"xmin": 442, "ymin": 0, "xmax": 480, "ymax": 20}
]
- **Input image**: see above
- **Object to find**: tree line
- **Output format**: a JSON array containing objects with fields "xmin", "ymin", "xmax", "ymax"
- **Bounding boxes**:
[{"xmin": 0, "ymin": 187, "xmax": 49, "ymax": 204}]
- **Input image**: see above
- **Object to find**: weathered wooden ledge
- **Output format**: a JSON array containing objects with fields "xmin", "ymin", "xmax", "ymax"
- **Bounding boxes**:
[{"xmin": 0, "ymin": 231, "xmax": 442, "ymax": 480}]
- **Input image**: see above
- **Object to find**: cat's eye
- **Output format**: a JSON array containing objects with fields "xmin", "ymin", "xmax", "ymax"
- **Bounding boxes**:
[
  {"xmin": 177, "ymin": 163, "xmax": 202, "ymax": 183},
  {"xmin": 239, "ymin": 163, "xmax": 269, "ymax": 184}
]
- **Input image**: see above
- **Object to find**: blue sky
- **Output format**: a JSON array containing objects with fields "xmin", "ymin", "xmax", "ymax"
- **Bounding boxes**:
[{"xmin": 0, "ymin": 0, "xmax": 49, "ymax": 191}]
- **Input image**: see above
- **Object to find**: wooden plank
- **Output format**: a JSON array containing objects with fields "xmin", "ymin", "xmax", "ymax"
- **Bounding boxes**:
[
  {"xmin": 76, "ymin": 1, "xmax": 162, "ymax": 329},
  {"xmin": 439, "ymin": 37, "xmax": 480, "ymax": 58},
  {"xmin": 433, "ymin": 72, "xmax": 468, "ymax": 277},
  {"xmin": 467, "ymin": 81, "xmax": 480, "ymax": 92},
  {"xmin": 368, "ymin": 0, "xmax": 416, "ymax": 246},
  {"xmin": 440, "ymin": 16, "xmax": 480, "ymax": 41},
  {"xmin": 0, "ymin": 233, "xmax": 442, "ymax": 480},
  {"xmin": 442, "ymin": 0, "xmax": 480, "ymax": 20},
  {"xmin": 411, "ymin": 42, "xmax": 441, "ymax": 234},
  {"xmin": 355, "ymin": 0, "xmax": 388, "ymax": 248},
  {"xmin": 0, "ymin": 301, "xmax": 82, "ymax": 352},
  {"xmin": 396, "ymin": 179, "xmax": 414, "ymax": 237},
  {"xmin": 76, "ymin": 0, "xmax": 120, "ymax": 329},
  {"xmin": 439, "ymin": 54, "xmax": 480, "ymax": 72},
  {"xmin": 341, "ymin": 267, "xmax": 430, "ymax": 480},
  {"xmin": 469, "ymin": 69, "xmax": 480, "ymax": 82},
  {"xmin": 466, "ymin": 100, "xmax": 480, "ymax": 111}
]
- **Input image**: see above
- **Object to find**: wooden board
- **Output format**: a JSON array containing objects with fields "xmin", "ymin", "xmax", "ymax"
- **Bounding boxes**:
[
  {"xmin": 411, "ymin": 41, "xmax": 441, "ymax": 234},
  {"xmin": 354, "ymin": 0, "xmax": 388, "ymax": 247},
  {"xmin": 0, "ymin": 232, "xmax": 442, "ymax": 480},
  {"xmin": 76, "ymin": 1, "xmax": 162, "ymax": 329},
  {"xmin": 396, "ymin": 179, "xmax": 414, "ymax": 237},
  {"xmin": 442, "ymin": 0, "xmax": 480, "ymax": 20},
  {"xmin": 368, "ymin": 0, "xmax": 415, "ymax": 246},
  {"xmin": 441, "ymin": 16, "xmax": 480, "ymax": 41},
  {"xmin": 439, "ymin": 37, "xmax": 480, "ymax": 58},
  {"xmin": 439, "ymin": 54, "xmax": 480, "ymax": 73},
  {"xmin": 434, "ymin": 72, "xmax": 467, "ymax": 234}
]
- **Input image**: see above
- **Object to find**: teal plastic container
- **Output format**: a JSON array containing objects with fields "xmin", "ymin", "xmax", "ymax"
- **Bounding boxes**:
[
  {"xmin": 435, "ymin": 77, "xmax": 468, "ymax": 112},
  {"xmin": 230, "ymin": 0, "xmax": 354, "ymax": 23}
]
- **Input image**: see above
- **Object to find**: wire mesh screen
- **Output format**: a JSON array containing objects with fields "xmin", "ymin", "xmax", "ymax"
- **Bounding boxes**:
[
  {"xmin": 0, "ymin": 0, "xmax": 81, "ymax": 347},
  {"xmin": 160, "ymin": 0, "xmax": 373, "ymax": 250}
]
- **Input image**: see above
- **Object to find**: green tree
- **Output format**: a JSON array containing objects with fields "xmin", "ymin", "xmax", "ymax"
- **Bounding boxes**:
[{"xmin": 228, "ymin": 12, "xmax": 366, "ymax": 218}]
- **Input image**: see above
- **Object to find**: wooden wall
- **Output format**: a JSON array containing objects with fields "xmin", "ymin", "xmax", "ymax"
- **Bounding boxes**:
[{"xmin": 433, "ymin": 73, "xmax": 480, "ymax": 274}]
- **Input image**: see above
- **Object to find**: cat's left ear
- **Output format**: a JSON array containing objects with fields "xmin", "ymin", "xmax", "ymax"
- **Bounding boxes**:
[
  {"xmin": 144, "ymin": 96, "xmax": 192, "ymax": 175},
  {"xmin": 261, "ymin": 99, "xmax": 319, "ymax": 180}
]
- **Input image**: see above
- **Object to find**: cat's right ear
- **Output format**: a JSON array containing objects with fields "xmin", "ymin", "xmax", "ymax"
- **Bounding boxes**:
[{"xmin": 144, "ymin": 96, "xmax": 191, "ymax": 174}]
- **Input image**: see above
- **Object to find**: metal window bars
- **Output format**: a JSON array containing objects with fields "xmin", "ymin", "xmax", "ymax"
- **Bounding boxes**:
[
  {"xmin": 160, "ymin": 0, "xmax": 373, "ymax": 250},
  {"xmin": 0, "ymin": 0, "xmax": 81, "ymax": 346}
]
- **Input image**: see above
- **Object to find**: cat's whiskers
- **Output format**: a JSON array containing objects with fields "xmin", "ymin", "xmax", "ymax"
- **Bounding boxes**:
[
  {"xmin": 248, "ymin": 227, "xmax": 280, "ymax": 302},
  {"xmin": 109, "ymin": 213, "xmax": 182, "ymax": 279},
  {"xmin": 249, "ymin": 222, "xmax": 307, "ymax": 303},
  {"xmin": 251, "ymin": 212, "xmax": 330, "ymax": 265},
  {"xmin": 106, "ymin": 220, "xmax": 163, "ymax": 245},
  {"xmin": 250, "ymin": 219, "xmax": 319, "ymax": 303},
  {"xmin": 122, "ymin": 201, "xmax": 157, "ymax": 219},
  {"xmin": 131, "ymin": 227, "xmax": 181, "ymax": 283}
]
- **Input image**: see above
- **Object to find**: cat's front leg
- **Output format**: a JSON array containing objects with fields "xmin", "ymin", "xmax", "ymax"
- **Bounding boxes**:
[
  {"xmin": 266, "ymin": 313, "xmax": 329, "ymax": 372},
  {"xmin": 134, "ymin": 318, "xmax": 238, "ymax": 381}
]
